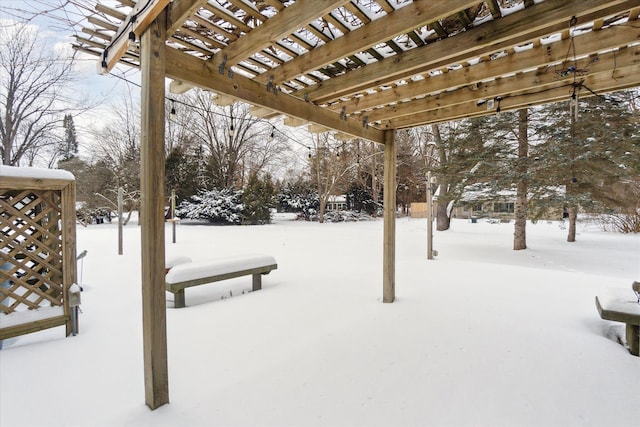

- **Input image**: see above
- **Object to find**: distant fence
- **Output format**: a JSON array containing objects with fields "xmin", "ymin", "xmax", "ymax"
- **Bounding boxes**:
[
  {"xmin": 0, "ymin": 167, "xmax": 77, "ymax": 340},
  {"xmin": 410, "ymin": 202, "xmax": 428, "ymax": 218}
]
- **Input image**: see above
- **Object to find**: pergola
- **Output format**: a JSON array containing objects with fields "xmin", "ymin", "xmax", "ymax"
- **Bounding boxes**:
[{"xmin": 72, "ymin": 0, "xmax": 640, "ymax": 409}]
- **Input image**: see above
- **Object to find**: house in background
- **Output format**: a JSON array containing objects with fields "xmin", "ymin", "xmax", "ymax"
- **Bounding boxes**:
[
  {"xmin": 327, "ymin": 195, "xmax": 347, "ymax": 211},
  {"xmin": 411, "ymin": 184, "xmax": 565, "ymax": 221}
]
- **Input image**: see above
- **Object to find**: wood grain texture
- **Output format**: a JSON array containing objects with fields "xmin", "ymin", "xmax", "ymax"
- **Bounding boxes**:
[
  {"xmin": 140, "ymin": 10, "xmax": 169, "ymax": 410},
  {"xmin": 383, "ymin": 130, "xmax": 396, "ymax": 303}
]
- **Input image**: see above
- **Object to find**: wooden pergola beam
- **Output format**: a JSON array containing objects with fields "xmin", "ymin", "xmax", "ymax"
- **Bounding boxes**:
[
  {"xmin": 255, "ymin": 0, "xmax": 480, "ymax": 85},
  {"xmin": 364, "ymin": 45, "xmax": 640, "ymax": 124},
  {"xmin": 169, "ymin": 80, "xmax": 194, "ymax": 94},
  {"xmin": 211, "ymin": 93, "xmax": 237, "ymax": 106},
  {"xmin": 164, "ymin": 49, "xmax": 386, "ymax": 143},
  {"xmin": 167, "ymin": 0, "xmax": 210, "ymax": 35},
  {"xmin": 249, "ymin": 106, "xmax": 281, "ymax": 119},
  {"xmin": 385, "ymin": 63, "xmax": 640, "ymax": 128},
  {"xmin": 283, "ymin": 116, "xmax": 307, "ymax": 127},
  {"xmin": 298, "ymin": 0, "xmax": 638, "ymax": 104},
  {"xmin": 214, "ymin": 0, "xmax": 351, "ymax": 68},
  {"xmin": 335, "ymin": 24, "xmax": 640, "ymax": 114},
  {"xmin": 100, "ymin": 0, "xmax": 171, "ymax": 73}
]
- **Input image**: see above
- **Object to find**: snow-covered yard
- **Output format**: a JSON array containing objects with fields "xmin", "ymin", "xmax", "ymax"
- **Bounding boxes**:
[{"xmin": 1, "ymin": 215, "xmax": 639, "ymax": 426}]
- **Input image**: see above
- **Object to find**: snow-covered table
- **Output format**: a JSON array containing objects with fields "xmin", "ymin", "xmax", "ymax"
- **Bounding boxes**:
[
  {"xmin": 596, "ymin": 283, "xmax": 640, "ymax": 356},
  {"xmin": 165, "ymin": 254, "xmax": 277, "ymax": 308}
]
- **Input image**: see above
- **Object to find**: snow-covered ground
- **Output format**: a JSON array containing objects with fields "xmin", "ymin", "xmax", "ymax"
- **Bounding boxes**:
[{"xmin": 1, "ymin": 215, "xmax": 639, "ymax": 426}]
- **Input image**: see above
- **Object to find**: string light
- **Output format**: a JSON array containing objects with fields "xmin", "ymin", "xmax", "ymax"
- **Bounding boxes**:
[
  {"xmin": 170, "ymin": 100, "xmax": 176, "ymax": 121},
  {"xmin": 229, "ymin": 111, "xmax": 235, "ymax": 137}
]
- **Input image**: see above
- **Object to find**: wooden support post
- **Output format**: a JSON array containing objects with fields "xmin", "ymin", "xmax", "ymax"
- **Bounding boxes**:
[
  {"xmin": 118, "ymin": 187, "xmax": 124, "ymax": 255},
  {"xmin": 140, "ymin": 10, "xmax": 169, "ymax": 410},
  {"xmin": 383, "ymin": 130, "xmax": 396, "ymax": 303},
  {"xmin": 61, "ymin": 181, "xmax": 77, "ymax": 336},
  {"xmin": 171, "ymin": 189, "xmax": 176, "ymax": 244},
  {"xmin": 426, "ymin": 171, "xmax": 433, "ymax": 260}
]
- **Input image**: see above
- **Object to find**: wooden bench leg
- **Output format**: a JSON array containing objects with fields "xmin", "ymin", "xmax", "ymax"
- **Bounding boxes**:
[
  {"xmin": 252, "ymin": 273, "xmax": 261, "ymax": 292},
  {"xmin": 174, "ymin": 289, "xmax": 186, "ymax": 309},
  {"xmin": 627, "ymin": 324, "xmax": 639, "ymax": 356}
]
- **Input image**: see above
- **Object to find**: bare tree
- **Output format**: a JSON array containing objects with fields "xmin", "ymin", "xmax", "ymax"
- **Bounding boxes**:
[
  {"xmin": 309, "ymin": 132, "xmax": 357, "ymax": 223},
  {"xmin": 89, "ymin": 95, "xmax": 141, "ymax": 215},
  {"xmin": 0, "ymin": 23, "xmax": 76, "ymax": 165},
  {"xmin": 185, "ymin": 90, "xmax": 288, "ymax": 189}
]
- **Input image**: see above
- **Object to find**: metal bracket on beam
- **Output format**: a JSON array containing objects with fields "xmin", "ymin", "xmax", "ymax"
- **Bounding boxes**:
[
  {"xmin": 340, "ymin": 106, "xmax": 347, "ymax": 121},
  {"xmin": 362, "ymin": 116, "xmax": 369, "ymax": 128},
  {"xmin": 219, "ymin": 54, "xmax": 227, "ymax": 75},
  {"xmin": 266, "ymin": 75, "xmax": 274, "ymax": 92}
]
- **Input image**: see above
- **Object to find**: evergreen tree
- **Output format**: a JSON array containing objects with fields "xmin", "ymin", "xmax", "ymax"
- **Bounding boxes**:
[
  {"xmin": 176, "ymin": 188, "xmax": 243, "ymax": 224},
  {"xmin": 535, "ymin": 91, "xmax": 640, "ymax": 239},
  {"xmin": 242, "ymin": 172, "xmax": 276, "ymax": 225},
  {"xmin": 165, "ymin": 145, "xmax": 202, "ymax": 203},
  {"xmin": 431, "ymin": 117, "xmax": 506, "ymax": 230},
  {"xmin": 346, "ymin": 182, "xmax": 377, "ymax": 214},
  {"xmin": 60, "ymin": 114, "xmax": 78, "ymax": 162},
  {"xmin": 278, "ymin": 181, "xmax": 319, "ymax": 220}
]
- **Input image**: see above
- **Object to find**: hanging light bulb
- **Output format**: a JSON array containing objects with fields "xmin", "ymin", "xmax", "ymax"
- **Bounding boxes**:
[
  {"xmin": 169, "ymin": 100, "xmax": 176, "ymax": 121},
  {"xmin": 308, "ymin": 147, "xmax": 312, "ymax": 159},
  {"xmin": 229, "ymin": 111, "xmax": 234, "ymax": 137},
  {"xmin": 127, "ymin": 31, "xmax": 136, "ymax": 49},
  {"xmin": 269, "ymin": 127, "xmax": 275, "ymax": 141}
]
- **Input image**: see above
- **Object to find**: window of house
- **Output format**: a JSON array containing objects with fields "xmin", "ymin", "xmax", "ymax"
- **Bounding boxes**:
[{"xmin": 493, "ymin": 202, "xmax": 514, "ymax": 213}]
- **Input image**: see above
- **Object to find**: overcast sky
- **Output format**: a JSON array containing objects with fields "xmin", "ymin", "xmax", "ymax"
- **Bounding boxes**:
[{"xmin": 1, "ymin": 0, "xmax": 143, "ymax": 162}]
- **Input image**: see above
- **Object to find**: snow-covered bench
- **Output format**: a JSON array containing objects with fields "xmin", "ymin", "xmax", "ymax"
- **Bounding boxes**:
[
  {"xmin": 165, "ymin": 254, "xmax": 277, "ymax": 308},
  {"xmin": 595, "ymin": 281, "xmax": 640, "ymax": 356}
]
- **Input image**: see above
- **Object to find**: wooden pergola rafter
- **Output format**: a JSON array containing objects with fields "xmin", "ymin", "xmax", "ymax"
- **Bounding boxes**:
[{"xmin": 72, "ymin": 0, "xmax": 640, "ymax": 409}]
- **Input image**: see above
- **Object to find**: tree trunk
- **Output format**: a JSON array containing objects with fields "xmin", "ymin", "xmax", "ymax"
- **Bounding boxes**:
[
  {"xmin": 431, "ymin": 124, "xmax": 450, "ymax": 231},
  {"xmin": 436, "ymin": 197, "xmax": 450, "ymax": 231},
  {"xmin": 567, "ymin": 205, "xmax": 577, "ymax": 242},
  {"xmin": 514, "ymin": 109, "xmax": 528, "ymax": 250},
  {"xmin": 514, "ymin": 186, "xmax": 527, "ymax": 249},
  {"xmin": 371, "ymin": 142, "xmax": 379, "ymax": 209}
]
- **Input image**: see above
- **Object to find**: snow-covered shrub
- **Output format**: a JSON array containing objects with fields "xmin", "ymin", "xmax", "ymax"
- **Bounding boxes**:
[
  {"xmin": 312, "ymin": 210, "xmax": 375, "ymax": 223},
  {"xmin": 176, "ymin": 188, "xmax": 243, "ymax": 224},
  {"xmin": 278, "ymin": 183, "xmax": 319, "ymax": 221}
]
